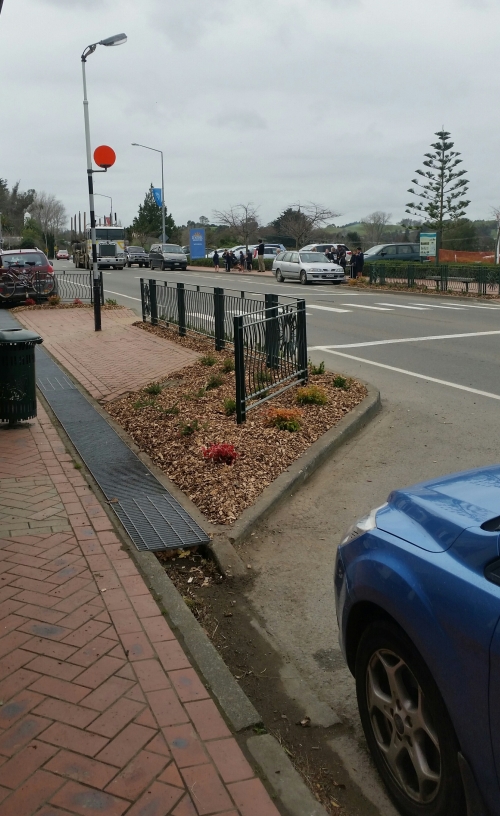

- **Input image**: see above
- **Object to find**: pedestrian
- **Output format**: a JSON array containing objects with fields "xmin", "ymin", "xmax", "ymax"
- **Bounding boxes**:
[
  {"xmin": 238, "ymin": 251, "xmax": 245, "ymax": 271},
  {"xmin": 246, "ymin": 248, "xmax": 253, "ymax": 271},
  {"xmin": 337, "ymin": 245, "xmax": 347, "ymax": 271},
  {"xmin": 213, "ymin": 249, "xmax": 220, "ymax": 272},
  {"xmin": 223, "ymin": 250, "xmax": 231, "ymax": 273},
  {"xmin": 256, "ymin": 238, "xmax": 265, "ymax": 273},
  {"xmin": 325, "ymin": 246, "xmax": 333, "ymax": 262},
  {"xmin": 352, "ymin": 247, "xmax": 364, "ymax": 278}
]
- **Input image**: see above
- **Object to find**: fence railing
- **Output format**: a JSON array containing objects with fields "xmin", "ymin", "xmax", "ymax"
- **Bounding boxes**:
[
  {"xmin": 234, "ymin": 301, "xmax": 308, "ymax": 423},
  {"xmin": 140, "ymin": 278, "xmax": 298, "ymax": 349},
  {"xmin": 41, "ymin": 270, "xmax": 104, "ymax": 304},
  {"xmin": 368, "ymin": 263, "xmax": 500, "ymax": 296}
]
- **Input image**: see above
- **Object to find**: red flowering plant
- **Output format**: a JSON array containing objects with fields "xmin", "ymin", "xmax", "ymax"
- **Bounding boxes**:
[
  {"xmin": 202, "ymin": 443, "xmax": 239, "ymax": 465},
  {"xmin": 25, "ymin": 298, "xmax": 36, "ymax": 306}
]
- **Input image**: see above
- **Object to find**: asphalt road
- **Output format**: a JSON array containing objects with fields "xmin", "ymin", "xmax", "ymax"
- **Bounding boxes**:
[{"xmin": 54, "ymin": 261, "xmax": 500, "ymax": 813}]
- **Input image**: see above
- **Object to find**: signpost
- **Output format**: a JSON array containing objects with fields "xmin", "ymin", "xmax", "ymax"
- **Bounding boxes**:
[
  {"xmin": 420, "ymin": 232, "xmax": 440, "ymax": 264},
  {"xmin": 189, "ymin": 228, "xmax": 206, "ymax": 260}
]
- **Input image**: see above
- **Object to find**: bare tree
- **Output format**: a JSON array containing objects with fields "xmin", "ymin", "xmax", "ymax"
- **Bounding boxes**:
[
  {"xmin": 361, "ymin": 211, "xmax": 392, "ymax": 245},
  {"xmin": 273, "ymin": 203, "xmax": 340, "ymax": 248},
  {"xmin": 212, "ymin": 203, "xmax": 260, "ymax": 249},
  {"xmin": 29, "ymin": 191, "xmax": 67, "ymax": 250}
]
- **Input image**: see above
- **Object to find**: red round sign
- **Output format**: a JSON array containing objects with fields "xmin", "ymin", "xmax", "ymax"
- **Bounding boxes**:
[{"xmin": 94, "ymin": 145, "xmax": 116, "ymax": 169}]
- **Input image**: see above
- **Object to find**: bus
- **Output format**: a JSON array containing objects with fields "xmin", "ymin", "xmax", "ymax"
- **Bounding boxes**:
[{"xmin": 73, "ymin": 226, "xmax": 127, "ymax": 270}]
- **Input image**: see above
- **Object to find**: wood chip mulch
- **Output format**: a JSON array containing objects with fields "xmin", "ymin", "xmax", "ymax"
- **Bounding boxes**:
[
  {"xmin": 105, "ymin": 322, "xmax": 367, "ymax": 525},
  {"xmin": 11, "ymin": 303, "xmax": 125, "ymax": 312}
]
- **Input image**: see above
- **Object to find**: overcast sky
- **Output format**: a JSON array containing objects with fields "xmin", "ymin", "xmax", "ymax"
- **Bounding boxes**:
[{"xmin": 1, "ymin": 0, "xmax": 498, "ymax": 230}]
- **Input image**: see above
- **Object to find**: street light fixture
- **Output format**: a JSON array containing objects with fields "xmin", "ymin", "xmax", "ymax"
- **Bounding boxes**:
[
  {"xmin": 95, "ymin": 193, "xmax": 113, "ymax": 226},
  {"xmin": 131, "ymin": 143, "xmax": 165, "ymax": 244},
  {"xmin": 81, "ymin": 33, "xmax": 127, "ymax": 331}
]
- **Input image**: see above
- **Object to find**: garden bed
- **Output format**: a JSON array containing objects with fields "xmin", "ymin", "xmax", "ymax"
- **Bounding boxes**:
[
  {"xmin": 105, "ymin": 322, "xmax": 366, "ymax": 525},
  {"xmin": 12, "ymin": 301, "xmax": 125, "ymax": 312}
]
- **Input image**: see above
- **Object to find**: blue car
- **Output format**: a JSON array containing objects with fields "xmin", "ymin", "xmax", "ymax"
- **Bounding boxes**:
[{"xmin": 335, "ymin": 465, "xmax": 500, "ymax": 816}]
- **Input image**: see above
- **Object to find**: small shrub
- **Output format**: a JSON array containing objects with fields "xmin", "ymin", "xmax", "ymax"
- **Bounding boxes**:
[
  {"xmin": 180, "ymin": 419, "xmax": 200, "ymax": 436},
  {"xmin": 222, "ymin": 357, "xmax": 235, "ymax": 373},
  {"xmin": 48, "ymin": 295, "xmax": 61, "ymax": 306},
  {"xmin": 144, "ymin": 383, "xmax": 162, "ymax": 395},
  {"xmin": 73, "ymin": 298, "xmax": 83, "ymax": 305},
  {"xmin": 25, "ymin": 297, "xmax": 36, "ymax": 306},
  {"xmin": 133, "ymin": 398, "xmax": 156, "ymax": 410},
  {"xmin": 309, "ymin": 359, "xmax": 325, "ymax": 376},
  {"xmin": 105, "ymin": 298, "xmax": 117, "ymax": 305},
  {"xmin": 200, "ymin": 354, "xmax": 217, "ymax": 366},
  {"xmin": 161, "ymin": 405, "xmax": 179, "ymax": 416},
  {"xmin": 333, "ymin": 375, "xmax": 350, "ymax": 390},
  {"xmin": 206, "ymin": 374, "xmax": 224, "ymax": 390},
  {"xmin": 265, "ymin": 407, "xmax": 302, "ymax": 432},
  {"xmin": 223, "ymin": 397, "xmax": 236, "ymax": 416},
  {"xmin": 296, "ymin": 385, "xmax": 328, "ymax": 406},
  {"xmin": 203, "ymin": 442, "xmax": 239, "ymax": 465},
  {"xmin": 255, "ymin": 369, "xmax": 273, "ymax": 387}
]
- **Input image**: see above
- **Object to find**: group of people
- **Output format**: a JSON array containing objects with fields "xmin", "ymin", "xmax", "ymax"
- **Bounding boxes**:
[
  {"xmin": 212, "ymin": 242, "xmax": 365, "ymax": 278},
  {"xmin": 212, "ymin": 248, "xmax": 254, "ymax": 273}
]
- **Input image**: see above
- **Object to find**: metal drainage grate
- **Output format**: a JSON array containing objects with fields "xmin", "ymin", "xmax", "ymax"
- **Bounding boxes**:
[{"xmin": 114, "ymin": 495, "xmax": 208, "ymax": 552}]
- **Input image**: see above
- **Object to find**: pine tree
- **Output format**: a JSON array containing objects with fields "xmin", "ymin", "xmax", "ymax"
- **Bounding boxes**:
[
  {"xmin": 406, "ymin": 130, "xmax": 470, "ymax": 233},
  {"xmin": 131, "ymin": 185, "xmax": 176, "ymax": 241}
]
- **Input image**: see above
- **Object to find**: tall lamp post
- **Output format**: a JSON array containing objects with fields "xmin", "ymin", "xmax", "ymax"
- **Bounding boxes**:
[
  {"xmin": 131, "ymin": 143, "xmax": 165, "ymax": 244},
  {"xmin": 82, "ymin": 33, "xmax": 127, "ymax": 331},
  {"xmin": 95, "ymin": 193, "xmax": 113, "ymax": 226}
]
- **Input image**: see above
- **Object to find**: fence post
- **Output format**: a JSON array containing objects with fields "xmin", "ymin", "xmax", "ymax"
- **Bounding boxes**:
[
  {"xmin": 140, "ymin": 279, "xmax": 146, "ymax": 321},
  {"xmin": 440, "ymin": 265, "xmax": 448, "ymax": 293},
  {"xmin": 149, "ymin": 279, "xmax": 158, "ymax": 326},
  {"xmin": 214, "ymin": 287, "xmax": 225, "ymax": 351},
  {"xmin": 234, "ymin": 315, "xmax": 246, "ymax": 424},
  {"xmin": 297, "ymin": 299, "xmax": 308, "ymax": 384},
  {"xmin": 265, "ymin": 293, "xmax": 279, "ymax": 369},
  {"xmin": 177, "ymin": 282, "xmax": 186, "ymax": 336},
  {"xmin": 100, "ymin": 271, "xmax": 104, "ymax": 305},
  {"xmin": 90, "ymin": 270, "xmax": 94, "ymax": 304}
]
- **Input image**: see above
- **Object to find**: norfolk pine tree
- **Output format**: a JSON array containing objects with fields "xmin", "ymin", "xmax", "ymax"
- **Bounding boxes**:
[{"xmin": 406, "ymin": 130, "xmax": 470, "ymax": 234}]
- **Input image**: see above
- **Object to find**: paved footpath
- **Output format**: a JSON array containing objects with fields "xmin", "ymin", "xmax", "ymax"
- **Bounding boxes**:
[
  {"xmin": 16, "ymin": 308, "xmax": 198, "ymax": 403},
  {"xmin": 0, "ymin": 404, "xmax": 280, "ymax": 816}
]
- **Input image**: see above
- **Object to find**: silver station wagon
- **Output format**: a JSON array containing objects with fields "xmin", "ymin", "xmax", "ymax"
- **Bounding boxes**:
[{"xmin": 272, "ymin": 251, "xmax": 345, "ymax": 285}]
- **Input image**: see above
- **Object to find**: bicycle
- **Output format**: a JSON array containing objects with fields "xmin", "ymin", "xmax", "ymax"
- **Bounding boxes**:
[{"xmin": 0, "ymin": 264, "xmax": 56, "ymax": 300}]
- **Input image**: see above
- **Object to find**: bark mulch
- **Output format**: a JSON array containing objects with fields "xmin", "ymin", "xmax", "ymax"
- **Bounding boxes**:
[
  {"xmin": 105, "ymin": 322, "xmax": 367, "ymax": 525},
  {"xmin": 12, "ymin": 302, "xmax": 125, "ymax": 312}
]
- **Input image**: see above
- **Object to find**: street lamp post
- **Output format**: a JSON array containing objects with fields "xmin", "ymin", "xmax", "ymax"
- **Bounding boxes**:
[
  {"xmin": 131, "ymin": 143, "xmax": 165, "ymax": 244},
  {"xmin": 95, "ymin": 193, "xmax": 113, "ymax": 226},
  {"xmin": 82, "ymin": 33, "xmax": 127, "ymax": 331}
]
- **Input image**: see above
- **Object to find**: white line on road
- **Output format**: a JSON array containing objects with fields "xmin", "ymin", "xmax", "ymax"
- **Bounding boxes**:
[
  {"xmin": 417, "ymin": 302, "xmax": 500, "ymax": 311},
  {"xmin": 103, "ymin": 289, "xmax": 141, "ymax": 302},
  {"xmin": 309, "ymin": 328, "xmax": 500, "ymax": 350},
  {"xmin": 340, "ymin": 303, "xmax": 393, "ymax": 311},
  {"xmin": 307, "ymin": 304, "xmax": 352, "ymax": 314},
  {"xmin": 376, "ymin": 302, "xmax": 429, "ymax": 310},
  {"xmin": 409, "ymin": 302, "xmax": 465, "ymax": 310},
  {"xmin": 313, "ymin": 347, "xmax": 500, "ymax": 402}
]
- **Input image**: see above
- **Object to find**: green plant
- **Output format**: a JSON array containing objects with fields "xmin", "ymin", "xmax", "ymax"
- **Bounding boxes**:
[
  {"xmin": 206, "ymin": 374, "xmax": 224, "ymax": 390},
  {"xmin": 195, "ymin": 388, "xmax": 206, "ymax": 398},
  {"xmin": 161, "ymin": 405, "xmax": 180, "ymax": 416},
  {"xmin": 222, "ymin": 357, "xmax": 235, "ymax": 373},
  {"xmin": 144, "ymin": 383, "xmax": 162, "ymax": 395},
  {"xmin": 223, "ymin": 397, "xmax": 236, "ymax": 416},
  {"xmin": 180, "ymin": 419, "xmax": 200, "ymax": 436},
  {"xmin": 333, "ymin": 375, "xmax": 350, "ymax": 390},
  {"xmin": 105, "ymin": 298, "xmax": 117, "ymax": 306},
  {"xmin": 73, "ymin": 462, "xmax": 82, "ymax": 470},
  {"xmin": 309, "ymin": 359, "xmax": 325, "ymax": 376},
  {"xmin": 200, "ymin": 354, "xmax": 217, "ymax": 366},
  {"xmin": 265, "ymin": 407, "xmax": 302, "ymax": 432},
  {"xmin": 255, "ymin": 369, "xmax": 273, "ymax": 387},
  {"xmin": 202, "ymin": 442, "xmax": 239, "ymax": 465},
  {"xmin": 296, "ymin": 385, "xmax": 328, "ymax": 406},
  {"xmin": 132, "ymin": 399, "xmax": 157, "ymax": 410},
  {"xmin": 47, "ymin": 294, "xmax": 61, "ymax": 306}
]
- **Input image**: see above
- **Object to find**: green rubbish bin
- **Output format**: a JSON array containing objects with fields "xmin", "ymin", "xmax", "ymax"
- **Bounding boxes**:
[{"xmin": 0, "ymin": 329, "xmax": 43, "ymax": 424}]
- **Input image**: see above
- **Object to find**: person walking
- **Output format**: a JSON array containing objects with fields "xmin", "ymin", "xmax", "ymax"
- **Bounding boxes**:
[
  {"xmin": 223, "ymin": 250, "xmax": 231, "ymax": 273},
  {"xmin": 256, "ymin": 238, "xmax": 265, "ymax": 273},
  {"xmin": 352, "ymin": 247, "xmax": 364, "ymax": 278},
  {"xmin": 213, "ymin": 250, "xmax": 220, "ymax": 272},
  {"xmin": 238, "ymin": 250, "xmax": 245, "ymax": 271},
  {"xmin": 246, "ymin": 248, "xmax": 253, "ymax": 271},
  {"xmin": 337, "ymin": 245, "xmax": 346, "ymax": 272}
]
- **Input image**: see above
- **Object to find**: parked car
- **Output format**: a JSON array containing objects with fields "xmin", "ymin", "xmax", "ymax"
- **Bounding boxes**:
[
  {"xmin": 0, "ymin": 248, "xmax": 56, "ymax": 303},
  {"xmin": 125, "ymin": 246, "xmax": 149, "ymax": 268},
  {"xmin": 149, "ymin": 244, "xmax": 188, "ymax": 271},
  {"xmin": 301, "ymin": 243, "xmax": 352, "ymax": 264},
  {"xmin": 253, "ymin": 243, "xmax": 286, "ymax": 261},
  {"xmin": 56, "ymin": 249, "xmax": 70, "ymax": 261},
  {"xmin": 206, "ymin": 248, "xmax": 229, "ymax": 259},
  {"xmin": 334, "ymin": 463, "xmax": 500, "ymax": 816},
  {"xmin": 272, "ymin": 250, "xmax": 345, "ymax": 284},
  {"xmin": 363, "ymin": 243, "xmax": 421, "ymax": 263}
]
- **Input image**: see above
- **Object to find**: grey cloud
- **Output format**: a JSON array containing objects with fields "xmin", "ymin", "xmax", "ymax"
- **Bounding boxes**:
[{"xmin": 208, "ymin": 112, "xmax": 267, "ymax": 131}]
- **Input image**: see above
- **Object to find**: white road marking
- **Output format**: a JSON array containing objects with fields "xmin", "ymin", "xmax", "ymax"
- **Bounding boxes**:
[
  {"xmin": 376, "ymin": 302, "xmax": 428, "ymax": 310},
  {"xmin": 307, "ymin": 304, "xmax": 352, "ymax": 314},
  {"xmin": 313, "ymin": 347, "xmax": 500, "ymax": 402},
  {"xmin": 103, "ymin": 289, "xmax": 141, "ymax": 302},
  {"xmin": 309, "ymin": 328, "xmax": 500, "ymax": 350},
  {"xmin": 341, "ymin": 303, "xmax": 393, "ymax": 311},
  {"xmin": 421, "ymin": 302, "xmax": 500, "ymax": 311},
  {"xmin": 410, "ymin": 302, "xmax": 465, "ymax": 310}
]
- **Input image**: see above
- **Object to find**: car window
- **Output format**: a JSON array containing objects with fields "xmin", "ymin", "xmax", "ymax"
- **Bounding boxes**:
[
  {"xmin": 2, "ymin": 252, "xmax": 46, "ymax": 266},
  {"xmin": 300, "ymin": 252, "xmax": 328, "ymax": 263},
  {"xmin": 290, "ymin": 253, "xmax": 299, "ymax": 263},
  {"xmin": 397, "ymin": 245, "xmax": 412, "ymax": 255},
  {"xmin": 128, "ymin": 246, "xmax": 144, "ymax": 253},
  {"xmin": 162, "ymin": 245, "xmax": 183, "ymax": 253},
  {"xmin": 282, "ymin": 252, "xmax": 291, "ymax": 262}
]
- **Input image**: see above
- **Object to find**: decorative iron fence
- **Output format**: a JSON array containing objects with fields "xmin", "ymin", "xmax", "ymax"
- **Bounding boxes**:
[
  {"xmin": 368, "ymin": 263, "xmax": 500, "ymax": 296},
  {"xmin": 234, "ymin": 301, "xmax": 308, "ymax": 423},
  {"xmin": 52, "ymin": 270, "xmax": 104, "ymax": 304}
]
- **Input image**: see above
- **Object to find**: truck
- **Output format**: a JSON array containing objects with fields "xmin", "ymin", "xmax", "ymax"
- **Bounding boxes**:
[{"xmin": 73, "ymin": 226, "xmax": 127, "ymax": 270}]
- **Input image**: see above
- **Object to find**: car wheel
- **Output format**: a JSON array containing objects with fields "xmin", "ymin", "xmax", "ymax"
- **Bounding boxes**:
[
  {"xmin": 300, "ymin": 270, "xmax": 308, "ymax": 285},
  {"xmin": 181, "ymin": 265, "xmax": 187, "ymax": 271},
  {"xmin": 161, "ymin": 261, "xmax": 167, "ymax": 271},
  {"xmin": 355, "ymin": 620, "xmax": 466, "ymax": 816},
  {"xmin": 276, "ymin": 269, "xmax": 284, "ymax": 283}
]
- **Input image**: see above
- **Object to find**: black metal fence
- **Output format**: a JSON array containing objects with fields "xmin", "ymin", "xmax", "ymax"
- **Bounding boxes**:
[
  {"xmin": 234, "ymin": 301, "xmax": 308, "ymax": 423},
  {"xmin": 368, "ymin": 263, "xmax": 500, "ymax": 296},
  {"xmin": 140, "ymin": 278, "xmax": 308, "ymax": 423},
  {"xmin": 52, "ymin": 270, "xmax": 104, "ymax": 304}
]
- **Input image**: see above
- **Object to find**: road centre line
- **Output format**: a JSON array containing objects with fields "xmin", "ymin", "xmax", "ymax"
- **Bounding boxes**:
[
  {"xmin": 309, "ymin": 328, "xmax": 500, "ymax": 350},
  {"xmin": 340, "ymin": 303, "xmax": 393, "ymax": 311},
  {"xmin": 409, "ymin": 302, "xmax": 465, "ymax": 310},
  {"xmin": 376, "ymin": 302, "xmax": 428, "ymax": 310},
  {"xmin": 307, "ymin": 304, "xmax": 352, "ymax": 314},
  {"xmin": 313, "ymin": 347, "xmax": 500, "ymax": 402},
  {"xmin": 421, "ymin": 302, "xmax": 500, "ymax": 310},
  {"xmin": 103, "ymin": 289, "xmax": 141, "ymax": 302}
]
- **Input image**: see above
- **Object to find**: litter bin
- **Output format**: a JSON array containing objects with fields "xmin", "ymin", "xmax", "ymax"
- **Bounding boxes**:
[{"xmin": 0, "ymin": 329, "xmax": 43, "ymax": 424}]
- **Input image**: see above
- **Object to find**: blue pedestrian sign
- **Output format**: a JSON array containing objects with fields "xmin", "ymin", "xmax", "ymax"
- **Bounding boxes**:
[
  {"xmin": 152, "ymin": 188, "xmax": 163, "ymax": 208},
  {"xmin": 189, "ymin": 228, "xmax": 206, "ymax": 260}
]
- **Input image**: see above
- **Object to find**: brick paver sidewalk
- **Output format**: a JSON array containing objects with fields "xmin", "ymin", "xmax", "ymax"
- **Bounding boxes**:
[
  {"xmin": 0, "ymin": 407, "xmax": 280, "ymax": 816},
  {"xmin": 16, "ymin": 308, "xmax": 198, "ymax": 402}
]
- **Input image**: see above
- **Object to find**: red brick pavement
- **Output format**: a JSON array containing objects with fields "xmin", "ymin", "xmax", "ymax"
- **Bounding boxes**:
[
  {"xmin": 0, "ymin": 407, "xmax": 280, "ymax": 816},
  {"xmin": 16, "ymin": 308, "xmax": 198, "ymax": 402}
]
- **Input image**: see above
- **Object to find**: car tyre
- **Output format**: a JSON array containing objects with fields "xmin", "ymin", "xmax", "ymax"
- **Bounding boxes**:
[
  {"xmin": 355, "ymin": 620, "xmax": 466, "ymax": 816},
  {"xmin": 161, "ymin": 261, "xmax": 167, "ymax": 271},
  {"xmin": 299, "ymin": 270, "xmax": 309, "ymax": 285},
  {"xmin": 276, "ymin": 269, "xmax": 284, "ymax": 283},
  {"xmin": 181, "ymin": 265, "xmax": 187, "ymax": 271}
]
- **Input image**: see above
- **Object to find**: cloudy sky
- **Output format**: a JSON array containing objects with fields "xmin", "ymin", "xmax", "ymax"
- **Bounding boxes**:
[{"xmin": 0, "ymin": 0, "xmax": 498, "ymax": 230}]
